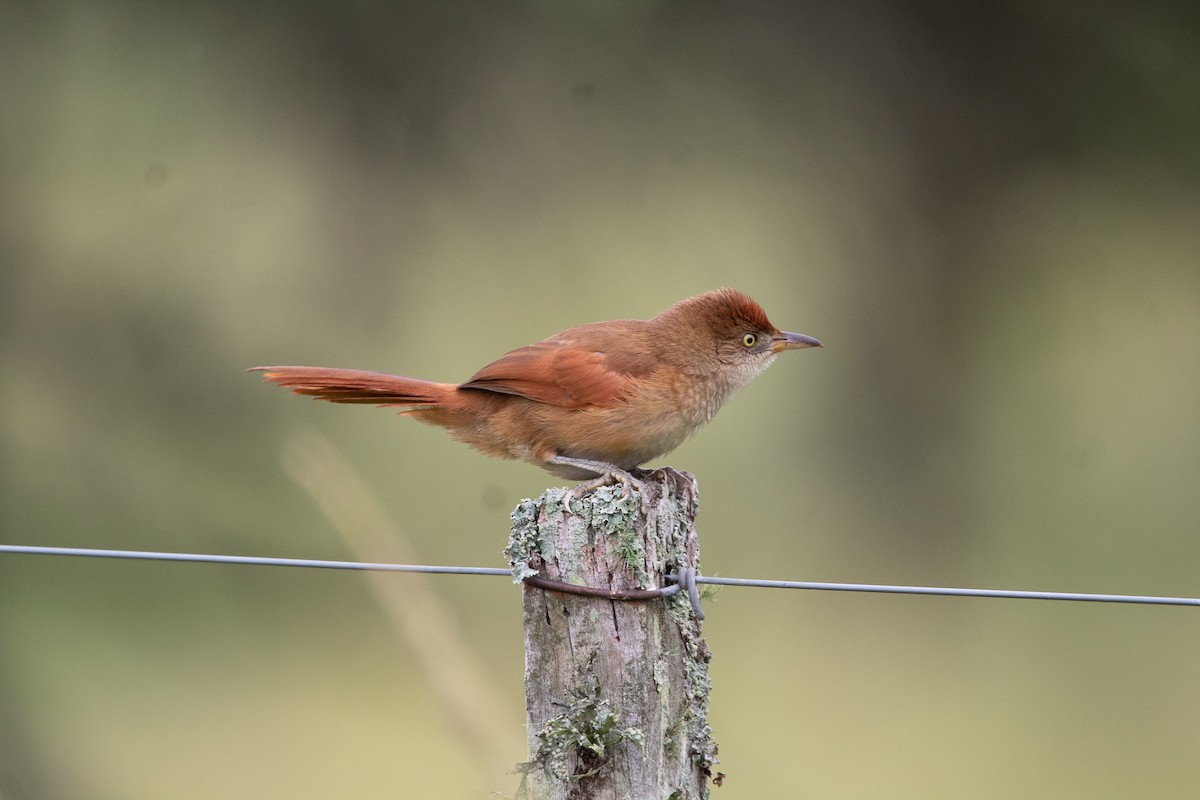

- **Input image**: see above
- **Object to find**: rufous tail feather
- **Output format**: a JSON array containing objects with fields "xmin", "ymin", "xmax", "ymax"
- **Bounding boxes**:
[{"xmin": 248, "ymin": 366, "xmax": 451, "ymax": 406}]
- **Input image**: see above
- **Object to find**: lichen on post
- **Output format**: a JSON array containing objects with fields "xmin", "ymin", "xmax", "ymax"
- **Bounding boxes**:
[{"xmin": 507, "ymin": 470, "xmax": 717, "ymax": 800}]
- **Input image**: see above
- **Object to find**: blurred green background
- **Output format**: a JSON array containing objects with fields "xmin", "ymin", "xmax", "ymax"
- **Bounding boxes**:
[{"xmin": 2, "ymin": 2, "xmax": 1199, "ymax": 797}]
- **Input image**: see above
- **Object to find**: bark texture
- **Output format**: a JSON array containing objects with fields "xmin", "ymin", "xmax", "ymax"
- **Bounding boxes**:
[{"xmin": 507, "ymin": 470, "xmax": 716, "ymax": 800}]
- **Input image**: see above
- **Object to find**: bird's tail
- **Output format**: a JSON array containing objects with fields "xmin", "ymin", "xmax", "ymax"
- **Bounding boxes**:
[{"xmin": 249, "ymin": 366, "xmax": 453, "ymax": 406}]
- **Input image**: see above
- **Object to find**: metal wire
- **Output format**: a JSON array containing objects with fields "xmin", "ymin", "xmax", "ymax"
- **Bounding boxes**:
[
  {"xmin": 683, "ymin": 574, "xmax": 1200, "ymax": 606},
  {"xmin": 2, "ymin": 543, "xmax": 1198, "ymax": 607},
  {"xmin": 0, "ymin": 544, "xmax": 511, "ymax": 576}
]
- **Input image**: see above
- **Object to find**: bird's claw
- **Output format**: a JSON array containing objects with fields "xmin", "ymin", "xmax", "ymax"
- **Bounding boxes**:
[
  {"xmin": 566, "ymin": 468, "xmax": 646, "ymax": 506},
  {"xmin": 547, "ymin": 455, "xmax": 646, "ymax": 506}
]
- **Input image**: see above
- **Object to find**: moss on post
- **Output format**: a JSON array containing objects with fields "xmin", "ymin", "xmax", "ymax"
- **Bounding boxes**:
[{"xmin": 507, "ymin": 470, "xmax": 717, "ymax": 800}]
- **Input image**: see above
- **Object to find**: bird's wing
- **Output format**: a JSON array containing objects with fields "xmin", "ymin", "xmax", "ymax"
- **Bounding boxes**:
[{"xmin": 459, "ymin": 322, "xmax": 656, "ymax": 409}]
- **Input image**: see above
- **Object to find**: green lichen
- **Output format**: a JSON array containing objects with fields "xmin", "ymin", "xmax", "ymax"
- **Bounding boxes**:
[
  {"xmin": 505, "ymin": 497, "xmax": 543, "ymax": 582},
  {"xmin": 523, "ymin": 669, "xmax": 645, "ymax": 783},
  {"xmin": 585, "ymin": 484, "xmax": 651, "ymax": 584},
  {"xmin": 539, "ymin": 487, "xmax": 569, "ymax": 528},
  {"xmin": 652, "ymin": 655, "xmax": 670, "ymax": 692},
  {"xmin": 666, "ymin": 590, "xmax": 718, "ymax": 786},
  {"xmin": 663, "ymin": 713, "xmax": 684, "ymax": 758}
]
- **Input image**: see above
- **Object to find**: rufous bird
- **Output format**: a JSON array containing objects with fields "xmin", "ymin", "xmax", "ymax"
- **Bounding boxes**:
[{"xmin": 251, "ymin": 289, "xmax": 820, "ymax": 489}]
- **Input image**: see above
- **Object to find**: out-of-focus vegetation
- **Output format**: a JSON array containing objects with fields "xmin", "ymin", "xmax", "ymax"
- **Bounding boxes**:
[{"xmin": 2, "ymin": 2, "xmax": 1199, "ymax": 797}]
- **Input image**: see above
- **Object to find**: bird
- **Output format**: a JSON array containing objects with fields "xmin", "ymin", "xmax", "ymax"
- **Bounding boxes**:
[{"xmin": 250, "ymin": 288, "xmax": 820, "ymax": 489}]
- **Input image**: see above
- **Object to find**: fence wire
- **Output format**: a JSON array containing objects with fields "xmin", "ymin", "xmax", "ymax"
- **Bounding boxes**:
[{"xmin": 2, "ymin": 544, "xmax": 1198, "ymax": 607}]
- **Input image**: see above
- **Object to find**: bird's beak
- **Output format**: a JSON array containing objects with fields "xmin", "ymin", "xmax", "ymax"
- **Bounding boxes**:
[{"xmin": 773, "ymin": 331, "xmax": 823, "ymax": 352}]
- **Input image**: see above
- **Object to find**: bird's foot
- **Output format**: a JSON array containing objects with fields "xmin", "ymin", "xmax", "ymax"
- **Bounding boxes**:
[
  {"xmin": 548, "ymin": 456, "xmax": 647, "ymax": 505},
  {"xmin": 570, "ymin": 469, "xmax": 646, "ymax": 504}
]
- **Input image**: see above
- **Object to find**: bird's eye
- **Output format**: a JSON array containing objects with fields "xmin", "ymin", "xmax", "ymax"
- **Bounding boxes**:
[{"xmin": 741, "ymin": 332, "xmax": 758, "ymax": 348}]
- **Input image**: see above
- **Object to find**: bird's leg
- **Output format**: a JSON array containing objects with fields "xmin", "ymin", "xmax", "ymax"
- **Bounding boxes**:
[{"xmin": 548, "ymin": 455, "xmax": 647, "ymax": 503}]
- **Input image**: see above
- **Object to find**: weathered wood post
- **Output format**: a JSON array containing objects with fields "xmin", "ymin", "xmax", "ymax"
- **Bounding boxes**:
[{"xmin": 506, "ymin": 469, "xmax": 718, "ymax": 800}]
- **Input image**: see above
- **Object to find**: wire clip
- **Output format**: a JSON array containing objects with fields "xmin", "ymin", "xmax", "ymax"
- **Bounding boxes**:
[
  {"xmin": 520, "ymin": 566, "xmax": 705, "ymax": 620},
  {"xmin": 672, "ymin": 567, "xmax": 705, "ymax": 620}
]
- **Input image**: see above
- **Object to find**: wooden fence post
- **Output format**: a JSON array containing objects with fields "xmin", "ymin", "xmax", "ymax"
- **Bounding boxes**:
[{"xmin": 506, "ymin": 470, "xmax": 718, "ymax": 799}]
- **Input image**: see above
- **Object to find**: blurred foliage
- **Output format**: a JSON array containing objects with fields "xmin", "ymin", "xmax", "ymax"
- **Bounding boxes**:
[{"xmin": 2, "ymin": 1, "xmax": 1199, "ymax": 798}]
